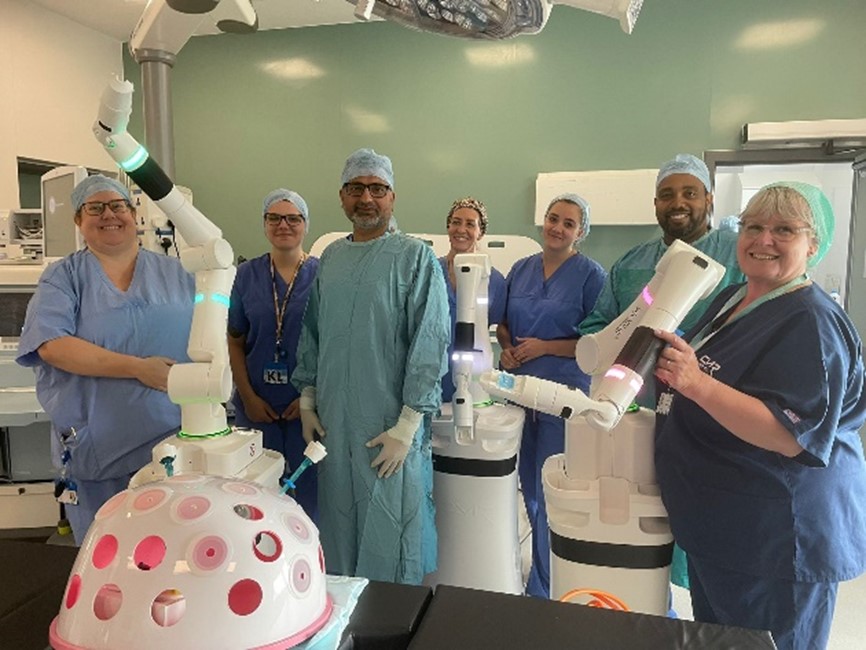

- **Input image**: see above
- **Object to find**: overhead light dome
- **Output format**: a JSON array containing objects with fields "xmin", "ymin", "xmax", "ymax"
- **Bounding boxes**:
[{"xmin": 348, "ymin": 0, "xmax": 644, "ymax": 38}]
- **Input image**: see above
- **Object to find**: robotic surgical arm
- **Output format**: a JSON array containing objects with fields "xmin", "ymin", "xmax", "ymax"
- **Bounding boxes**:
[
  {"xmin": 93, "ymin": 77, "xmax": 234, "ymax": 437},
  {"xmin": 450, "ymin": 253, "xmax": 496, "ymax": 440},
  {"xmin": 481, "ymin": 239, "xmax": 725, "ymax": 431}
]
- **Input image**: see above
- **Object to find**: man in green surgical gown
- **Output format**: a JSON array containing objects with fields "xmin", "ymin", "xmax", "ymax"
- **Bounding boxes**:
[{"xmin": 292, "ymin": 148, "xmax": 450, "ymax": 585}]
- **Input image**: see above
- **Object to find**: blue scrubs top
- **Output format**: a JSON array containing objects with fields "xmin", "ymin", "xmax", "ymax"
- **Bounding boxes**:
[
  {"xmin": 16, "ymin": 249, "xmax": 194, "ymax": 481},
  {"xmin": 228, "ymin": 253, "xmax": 319, "ymax": 418},
  {"xmin": 655, "ymin": 283, "xmax": 866, "ymax": 582},
  {"xmin": 503, "ymin": 252, "xmax": 606, "ymax": 391},
  {"xmin": 438, "ymin": 256, "xmax": 506, "ymax": 402}
]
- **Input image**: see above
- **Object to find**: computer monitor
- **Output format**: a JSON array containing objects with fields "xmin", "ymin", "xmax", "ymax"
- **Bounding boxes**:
[{"xmin": 41, "ymin": 166, "xmax": 87, "ymax": 262}]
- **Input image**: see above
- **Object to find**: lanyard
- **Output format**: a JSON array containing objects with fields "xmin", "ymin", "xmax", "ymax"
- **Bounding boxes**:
[
  {"xmin": 692, "ymin": 274, "xmax": 810, "ymax": 352},
  {"xmin": 270, "ymin": 253, "xmax": 306, "ymax": 361}
]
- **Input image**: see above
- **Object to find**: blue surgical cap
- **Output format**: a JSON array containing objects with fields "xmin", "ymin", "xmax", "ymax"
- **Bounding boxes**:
[
  {"xmin": 761, "ymin": 181, "xmax": 835, "ymax": 268},
  {"xmin": 262, "ymin": 188, "xmax": 309, "ymax": 225},
  {"xmin": 718, "ymin": 215, "xmax": 740, "ymax": 232},
  {"xmin": 341, "ymin": 148, "xmax": 394, "ymax": 188},
  {"xmin": 71, "ymin": 174, "xmax": 132, "ymax": 212},
  {"xmin": 656, "ymin": 154, "xmax": 712, "ymax": 193},
  {"xmin": 547, "ymin": 193, "xmax": 591, "ymax": 244}
]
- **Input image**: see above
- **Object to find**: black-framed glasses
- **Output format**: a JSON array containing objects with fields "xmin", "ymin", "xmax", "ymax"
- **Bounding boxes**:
[
  {"xmin": 738, "ymin": 221, "xmax": 812, "ymax": 242},
  {"xmin": 342, "ymin": 182, "xmax": 391, "ymax": 198},
  {"xmin": 264, "ymin": 213, "xmax": 305, "ymax": 227},
  {"xmin": 81, "ymin": 200, "xmax": 131, "ymax": 216}
]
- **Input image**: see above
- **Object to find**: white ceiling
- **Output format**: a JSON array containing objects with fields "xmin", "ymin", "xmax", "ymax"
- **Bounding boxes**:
[{"xmin": 29, "ymin": 0, "xmax": 367, "ymax": 42}]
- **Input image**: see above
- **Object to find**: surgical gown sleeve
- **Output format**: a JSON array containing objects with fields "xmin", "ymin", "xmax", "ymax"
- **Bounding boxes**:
[
  {"xmin": 291, "ymin": 272, "xmax": 321, "ymax": 393},
  {"xmin": 402, "ymin": 246, "xmax": 450, "ymax": 413}
]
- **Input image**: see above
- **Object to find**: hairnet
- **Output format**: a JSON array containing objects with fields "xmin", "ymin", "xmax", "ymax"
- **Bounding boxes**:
[
  {"xmin": 757, "ymin": 181, "xmax": 835, "ymax": 267},
  {"xmin": 718, "ymin": 215, "xmax": 740, "ymax": 232},
  {"xmin": 71, "ymin": 175, "xmax": 132, "ymax": 212},
  {"xmin": 447, "ymin": 197, "xmax": 488, "ymax": 235},
  {"xmin": 656, "ymin": 154, "xmax": 712, "ymax": 193},
  {"xmin": 341, "ymin": 148, "xmax": 394, "ymax": 188},
  {"xmin": 547, "ymin": 193, "xmax": 591, "ymax": 244},
  {"xmin": 262, "ymin": 188, "xmax": 309, "ymax": 225}
]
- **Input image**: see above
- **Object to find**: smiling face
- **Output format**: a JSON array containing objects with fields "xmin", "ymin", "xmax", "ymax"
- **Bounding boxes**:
[
  {"xmin": 264, "ymin": 200, "xmax": 306, "ymax": 252},
  {"xmin": 74, "ymin": 190, "xmax": 138, "ymax": 255},
  {"xmin": 542, "ymin": 200, "xmax": 583, "ymax": 253},
  {"xmin": 654, "ymin": 174, "xmax": 713, "ymax": 245},
  {"xmin": 737, "ymin": 215, "xmax": 816, "ymax": 295},
  {"xmin": 339, "ymin": 175, "xmax": 394, "ymax": 237},
  {"xmin": 447, "ymin": 206, "xmax": 484, "ymax": 254}
]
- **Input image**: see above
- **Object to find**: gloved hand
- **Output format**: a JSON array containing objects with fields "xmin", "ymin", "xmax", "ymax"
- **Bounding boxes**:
[
  {"xmin": 299, "ymin": 386, "xmax": 326, "ymax": 444},
  {"xmin": 367, "ymin": 406, "xmax": 423, "ymax": 479}
]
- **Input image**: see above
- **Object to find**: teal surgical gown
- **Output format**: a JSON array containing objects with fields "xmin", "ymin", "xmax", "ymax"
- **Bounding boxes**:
[{"xmin": 292, "ymin": 232, "xmax": 450, "ymax": 584}]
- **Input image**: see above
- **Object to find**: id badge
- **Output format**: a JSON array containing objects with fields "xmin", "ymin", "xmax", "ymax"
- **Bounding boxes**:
[{"xmin": 263, "ymin": 362, "xmax": 289, "ymax": 385}]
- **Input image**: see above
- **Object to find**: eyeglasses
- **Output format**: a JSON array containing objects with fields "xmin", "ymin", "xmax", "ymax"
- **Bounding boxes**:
[
  {"xmin": 264, "ymin": 213, "xmax": 305, "ymax": 227},
  {"xmin": 738, "ymin": 221, "xmax": 812, "ymax": 242},
  {"xmin": 81, "ymin": 200, "xmax": 131, "ymax": 216},
  {"xmin": 342, "ymin": 182, "xmax": 391, "ymax": 198}
]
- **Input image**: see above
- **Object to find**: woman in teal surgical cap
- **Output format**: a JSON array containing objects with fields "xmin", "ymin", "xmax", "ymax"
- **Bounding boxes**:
[
  {"xmin": 16, "ymin": 174, "xmax": 194, "ymax": 544},
  {"xmin": 496, "ymin": 193, "xmax": 606, "ymax": 598},
  {"xmin": 654, "ymin": 183, "xmax": 866, "ymax": 650},
  {"xmin": 228, "ymin": 189, "xmax": 319, "ymax": 519}
]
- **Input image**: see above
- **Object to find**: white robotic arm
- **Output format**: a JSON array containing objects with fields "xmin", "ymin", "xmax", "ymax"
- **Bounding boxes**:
[
  {"xmin": 481, "ymin": 240, "xmax": 725, "ymax": 431},
  {"xmin": 93, "ymin": 77, "xmax": 235, "ymax": 437},
  {"xmin": 451, "ymin": 253, "xmax": 496, "ymax": 438}
]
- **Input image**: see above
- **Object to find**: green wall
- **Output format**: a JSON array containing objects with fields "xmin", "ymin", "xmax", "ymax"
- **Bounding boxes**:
[{"xmin": 123, "ymin": 0, "xmax": 866, "ymax": 269}]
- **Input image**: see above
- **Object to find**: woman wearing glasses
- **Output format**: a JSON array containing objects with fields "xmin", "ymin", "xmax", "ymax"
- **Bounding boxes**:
[
  {"xmin": 16, "ymin": 174, "xmax": 194, "ymax": 544},
  {"xmin": 228, "ymin": 189, "xmax": 319, "ymax": 519},
  {"xmin": 654, "ymin": 183, "xmax": 866, "ymax": 650}
]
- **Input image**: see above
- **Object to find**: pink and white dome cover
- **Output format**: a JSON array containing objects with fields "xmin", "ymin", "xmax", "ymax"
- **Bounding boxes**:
[{"xmin": 50, "ymin": 474, "xmax": 332, "ymax": 649}]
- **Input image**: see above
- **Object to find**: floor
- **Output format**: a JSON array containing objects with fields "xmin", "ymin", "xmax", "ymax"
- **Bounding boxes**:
[{"xmin": 518, "ymin": 493, "xmax": 866, "ymax": 649}]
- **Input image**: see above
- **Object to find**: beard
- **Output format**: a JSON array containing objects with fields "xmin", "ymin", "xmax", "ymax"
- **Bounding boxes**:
[{"xmin": 349, "ymin": 208, "xmax": 388, "ymax": 231}]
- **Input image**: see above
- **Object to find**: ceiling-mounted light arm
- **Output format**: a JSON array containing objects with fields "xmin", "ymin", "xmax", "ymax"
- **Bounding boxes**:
[
  {"xmin": 346, "ymin": 0, "xmax": 642, "ymax": 39},
  {"xmin": 127, "ymin": 0, "xmax": 258, "ymax": 176}
]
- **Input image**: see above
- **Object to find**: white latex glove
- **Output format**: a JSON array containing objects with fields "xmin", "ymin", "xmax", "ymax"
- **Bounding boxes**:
[
  {"xmin": 367, "ymin": 406, "xmax": 423, "ymax": 479},
  {"xmin": 299, "ymin": 386, "xmax": 326, "ymax": 444}
]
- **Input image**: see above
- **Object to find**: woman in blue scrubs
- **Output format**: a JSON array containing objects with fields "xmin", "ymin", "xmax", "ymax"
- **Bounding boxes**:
[
  {"xmin": 438, "ymin": 197, "xmax": 506, "ymax": 402},
  {"xmin": 228, "ymin": 189, "xmax": 319, "ymax": 518},
  {"xmin": 496, "ymin": 193, "xmax": 606, "ymax": 598},
  {"xmin": 654, "ymin": 182, "xmax": 866, "ymax": 650},
  {"xmin": 17, "ymin": 175, "xmax": 194, "ymax": 545}
]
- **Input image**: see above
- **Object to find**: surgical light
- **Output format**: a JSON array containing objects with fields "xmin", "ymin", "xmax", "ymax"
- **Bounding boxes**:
[{"xmin": 348, "ymin": 0, "xmax": 644, "ymax": 38}]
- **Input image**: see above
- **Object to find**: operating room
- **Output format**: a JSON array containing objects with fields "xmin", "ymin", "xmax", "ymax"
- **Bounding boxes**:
[{"xmin": 1, "ymin": 1, "xmax": 866, "ymax": 649}]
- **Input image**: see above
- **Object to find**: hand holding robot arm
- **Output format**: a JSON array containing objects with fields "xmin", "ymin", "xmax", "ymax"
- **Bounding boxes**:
[{"xmin": 481, "ymin": 240, "xmax": 725, "ymax": 431}]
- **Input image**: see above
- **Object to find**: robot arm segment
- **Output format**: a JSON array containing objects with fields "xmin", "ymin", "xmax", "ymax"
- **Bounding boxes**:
[
  {"xmin": 93, "ymin": 77, "xmax": 235, "ymax": 436},
  {"xmin": 484, "ymin": 240, "xmax": 726, "ymax": 431},
  {"xmin": 451, "ymin": 254, "xmax": 495, "ymax": 436},
  {"xmin": 576, "ymin": 239, "xmax": 725, "ymax": 375}
]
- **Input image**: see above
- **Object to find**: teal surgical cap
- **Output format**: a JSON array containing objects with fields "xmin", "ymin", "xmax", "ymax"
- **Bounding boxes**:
[
  {"xmin": 656, "ymin": 154, "xmax": 712, "ymax": 193},
  {"xmin": 547, "ymin": 192, "xmax": 591, "ymax": 244},
  {"xmin": 341, "ymin": 148, "xmax": 395, "ymax": 188},
  {"xmin": 263, "ymin": 188, "xmax": 309, "ymax": 225},
  {"xmin": 764, "ymin": 181, "xmax": 835, "ymax": 268},
  {"xmin": 71, "ymin": 174, "xmax": 132, "ymax": 212}
]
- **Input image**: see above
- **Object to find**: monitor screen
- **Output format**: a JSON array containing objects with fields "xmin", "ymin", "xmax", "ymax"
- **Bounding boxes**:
[
  {"xmin": 0, "ymin": 291, "xmax": 34, "ymax": 338},
  {"xmin": 42, "ymin": 169, "xmax": 83, "ymax": 259}
]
